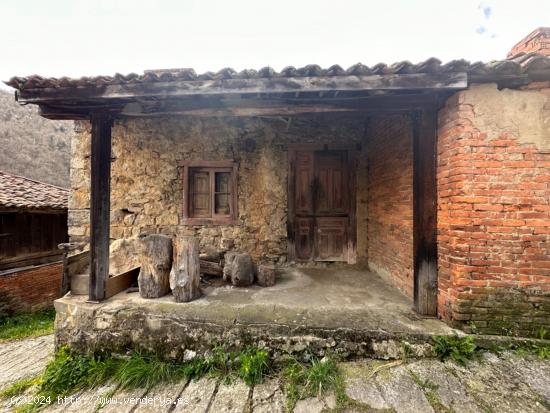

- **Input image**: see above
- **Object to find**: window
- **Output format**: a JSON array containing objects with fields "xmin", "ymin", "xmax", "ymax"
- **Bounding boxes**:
[{"xmin": 182, "ymin": 161, "xmax": 237, "ymax": 224}]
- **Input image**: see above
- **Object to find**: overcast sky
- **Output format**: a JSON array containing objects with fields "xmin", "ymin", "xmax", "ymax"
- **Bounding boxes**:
[{"xmin": 1, "ymin": 0, "xmax": 549, "ymax": 90}]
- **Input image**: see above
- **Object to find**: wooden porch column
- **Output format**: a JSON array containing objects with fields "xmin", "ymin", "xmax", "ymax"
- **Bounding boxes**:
[
  {"xmin": 88, "ymin": 112, "xmax": 112, "ymax": 302},
  {"xmin": 412, "ymin": 108, "xmax": 438, "ymax": 315}
]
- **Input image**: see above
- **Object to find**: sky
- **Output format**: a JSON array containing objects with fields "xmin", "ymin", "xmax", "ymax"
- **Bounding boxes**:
[{"xmin": 1, "ymin": 0, "xmax": 549, "ymax": 90}]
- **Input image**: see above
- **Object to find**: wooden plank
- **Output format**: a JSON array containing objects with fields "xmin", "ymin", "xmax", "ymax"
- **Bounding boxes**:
[
  {"xmin": 88, "ymin": 112, "xmax": 112, "ymax": 302},
  {"xmin": 19, "ymin": 72, "xmax": 468, "ymax": 104},
  {"xmin": 105, "ymin": 267, "xmax": 139, "ymax": 298},
  {"xmin": 0, "ymin": 250, "xmax": 63, "ymax": 271},
  {"xmin": 413, "ymin": 108, "xmax": 438, "ymax": 316},
  {"xmin": 37, "ymin": 93, "xmax": 449, "ymax": 120}
]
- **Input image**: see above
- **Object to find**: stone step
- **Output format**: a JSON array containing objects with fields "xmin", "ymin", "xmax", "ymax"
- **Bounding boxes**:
[{"xmin": 70, "ymin": 272, "xmax": 89, "ymax": 295}]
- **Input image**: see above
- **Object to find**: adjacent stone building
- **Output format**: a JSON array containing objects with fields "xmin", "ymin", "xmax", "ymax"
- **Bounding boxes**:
[{"xmin": 6, "ymin": 29, "xmax": 550, "ymax": 336}]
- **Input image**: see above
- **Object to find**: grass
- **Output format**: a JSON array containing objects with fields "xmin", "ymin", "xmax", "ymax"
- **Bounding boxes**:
[
  {"xmin": 0, "ymin": 308, "xmax": 55, "ymax": 342},
  {"xmin": 281, "ymin": 356, "xmax": 341, "ymax": 411},
  {"xmin": 432, "ymin": 334, "xmax": 477, "ymax": 365},
  {"xmin": 8, "ymin": 345, "xmax": 274, "ymax": 411},
  {"xmin": 7, "ymin": 345, "xmax": 351, "ymax": 413},
  {"xmin": 0, "ymin": 376, "xmax": 41, "ymax": 399}
]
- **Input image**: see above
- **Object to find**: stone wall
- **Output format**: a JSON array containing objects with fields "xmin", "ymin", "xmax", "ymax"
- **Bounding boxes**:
[
  {"xmin": 68, "ymin": 114, "xmax": 369, "ymax": 264},
  {"xmin": 438, "ymin": 82, "xmax": 550, "ymax": 336},
  {"xmin": 367, "ymin": 115, "xmax": 414, "ymax": 298}
]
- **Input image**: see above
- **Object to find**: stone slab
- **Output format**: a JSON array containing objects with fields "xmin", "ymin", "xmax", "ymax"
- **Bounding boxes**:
[
  {"xmin": 99, "ymin": 387, "xmax": 149, "ymax": 413},
  {"xmin": 0, "ymin": 335, "xmax": 54, "ymax": 390},
  {"xmin": 173, "ymin": 378, "xmax": 217, "ymax": 413},
  {"xmin": 252, "ymin": 378, "xmax": 285, "ymax": 413},
  {"xmin": 208, "ymin": 380, "xmax": 249, "ymax": 413},
  {"xmin": 133, "ymin": 382, "xmax": 188, "ymax": 412}
]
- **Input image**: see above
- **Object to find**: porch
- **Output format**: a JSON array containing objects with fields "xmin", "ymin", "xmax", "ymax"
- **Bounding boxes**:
[{"xmin": 54, "ymin": 266, "xmax": 453, "ymax": 358}]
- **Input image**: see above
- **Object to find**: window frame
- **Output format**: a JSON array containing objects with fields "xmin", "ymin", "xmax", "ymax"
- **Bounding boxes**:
[{"xmin": 181, "ymin": 160, "xmax": 238, "ymax": 225}]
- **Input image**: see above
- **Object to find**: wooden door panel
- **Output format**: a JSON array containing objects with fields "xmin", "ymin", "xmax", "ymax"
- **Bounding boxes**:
[
  {"xmin": 290, "ymin": 147, "xmax": 353, "ymax": 263},
  {"xmin": 295, "ymin": 151, "xmax": 314, "ymax": 215},
  {"xmin": 296, "ymin": 218, "xmax": 314, "ymax": 260},
  {"xmin": 315, "ymin": 151, "xmax": 348, "ymax": 215},
  {"xmin": 315, "ymin": 217, "xmax": 348, "ymax": 261}
]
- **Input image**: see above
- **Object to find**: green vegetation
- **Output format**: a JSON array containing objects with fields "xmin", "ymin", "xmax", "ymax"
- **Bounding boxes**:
[
  {"xmin": 0, "ymin": 308, "xmax": 55, "ymax": 342},
  {"xmin": 512, "ymin": 340, "xmax": 550, "ymax": 359},
  {"xmin": 11, "ymin": 345, "xmax": 274, "ymax": 411},
  {"xmin": 238, "ymin": 348, "xmax": 270, "ymax": 386},
  {"xmin": 432, "ymin": 335, "xmax": 477, "ymax": 365},
  {"xmin": 281, "ymin": 356, "xmax": 341, "ymax": 411},
  {"xmin": 0, "ymin": 376, "xmax": 40, "ymax": 400}
]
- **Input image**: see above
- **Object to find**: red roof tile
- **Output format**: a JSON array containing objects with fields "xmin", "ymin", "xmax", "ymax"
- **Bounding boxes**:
[
  {"xmin": 0, "ymin": 171, "xmax": 68, "ymax": 211},
  {"xmin": 5, "ymin": 55, "xmax": 550, "ymax": 91}
]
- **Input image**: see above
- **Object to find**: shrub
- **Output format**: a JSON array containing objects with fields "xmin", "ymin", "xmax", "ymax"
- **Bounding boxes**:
[{"xmin": 432, "ymin": 335, "xmax": 477, "ymax": 365}]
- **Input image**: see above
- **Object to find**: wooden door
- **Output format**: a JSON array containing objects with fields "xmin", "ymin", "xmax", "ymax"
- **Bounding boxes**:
[{"xmin": 291, "ymin": 149, "xmax": 352, "ymax": 262}]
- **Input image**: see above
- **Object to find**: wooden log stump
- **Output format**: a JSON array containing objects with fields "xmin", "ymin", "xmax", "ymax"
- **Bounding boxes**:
[
  {"xmin": 170, "ymin": 236, "xmax": 202, "ymax": 302},
  {"xmin": 256, "ymin": 264, "xmax": 276, "ymax": 287},
  {"xmin": 138, "ymin": 234, "xmax": 173, "ymax": 298},
  {"xmin": 223, "ymin": 252, "xmax": 254, "ymax": 286}
]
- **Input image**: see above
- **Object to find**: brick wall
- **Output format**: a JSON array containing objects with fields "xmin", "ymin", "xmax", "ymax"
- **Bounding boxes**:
[
  {"xmin": 0, "ymin": 262, "xmax": 62, "ymax": 314},
  {"xmin": 508, "ymin": 27, "xmax": 550, "ymax": 58},
  {"xmin": 367, "ymin": 115, "xmax": 414, "ymax": 298},
  {"xmin": 438, "ymin": 83, "xmax": 550, "ymax": 336}
]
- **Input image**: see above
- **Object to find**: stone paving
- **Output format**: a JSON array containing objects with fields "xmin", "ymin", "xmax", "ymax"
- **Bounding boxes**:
[
  {"xmin": 0, "ymin": 335, "xmax": 54, "ymax": 390},
  {"xmin": 1, "ymin": 336, "xmax": 550, "ymax": 412}
]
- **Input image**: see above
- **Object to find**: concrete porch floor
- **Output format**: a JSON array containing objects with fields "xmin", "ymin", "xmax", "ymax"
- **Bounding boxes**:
[{"xmin": 55, "ymin": 267, "xmax": 455, "ymax": 358}]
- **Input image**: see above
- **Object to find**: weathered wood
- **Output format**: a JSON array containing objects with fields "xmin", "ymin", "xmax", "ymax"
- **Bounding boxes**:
[
  {"xmin": 287, "ymin": 145, "xmax": 356, "ymax": 263},
  {"xmin": 199, "ymin": 259, "xmax": 223, "ymax": 276},
  {"xmin": 38, "ymin": 92, "xmax": 452, "ymax": 120},
  {"xmin": 256, "ymin": 264, "xmax": 276, "ymax": 287},
  {"xmin": 413, "ymin": 108, "xmax": 438, "ymax": 316},
  {"xmin": 88, "ymin": 112, "xmax": 112, "ymax": 302},
  {"xmin": 0, "ymin": 250, "xmax": 64, "ymax": 271},
  {"xmin": 138, "ymin": 234, "xmax": 173, "ymax": 298},
  {"xmin": 59, "ymin": 244, "xmax": 70, "ymax": 295},
  {"xmin": 223, "ymin": 252, "xmax": 254, "ymax": 286},
  {"xmin": 0, "ymin": 212, "xmax": 67, "ymax": 266},
  {"xmin": 170, "ymin": 237, "xmax": 202, "ymax": 302},
  {"xmin": 106, "ymin": 267, "xmax": 139, "ymax": 298}
]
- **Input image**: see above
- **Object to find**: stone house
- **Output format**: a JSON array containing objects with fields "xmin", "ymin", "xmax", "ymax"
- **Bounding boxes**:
[{"xmin": 5, "ymin": 30, "xmax": 550, "ymax": 337}]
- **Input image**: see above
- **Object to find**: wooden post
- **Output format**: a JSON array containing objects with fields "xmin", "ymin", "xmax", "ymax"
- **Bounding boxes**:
[
  {"xmin": 88, "ymin": 112, "xmax": 112, "ymax": 302},
  {"xmin": 412, "ymin": 108, "xmax": 438, "ymax": 316}
]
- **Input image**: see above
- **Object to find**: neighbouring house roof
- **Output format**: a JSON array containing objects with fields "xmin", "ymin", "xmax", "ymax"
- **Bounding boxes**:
[
  {"xmin": 5, "ymin": 54, "xmax": 550, "ymax": 91},
  {"xmin": 0, "ymin": 171, "xmax": 68, "ymax": 211}
]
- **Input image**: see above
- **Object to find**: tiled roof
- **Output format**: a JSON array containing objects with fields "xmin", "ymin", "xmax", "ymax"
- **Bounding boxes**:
[
  {"xmin": 5, "ymin": 54, "xmax": 550, "ymax": 91},
  {"xmin": 0, "ymin": 171, "xmax": 68, "ymax": 211}
]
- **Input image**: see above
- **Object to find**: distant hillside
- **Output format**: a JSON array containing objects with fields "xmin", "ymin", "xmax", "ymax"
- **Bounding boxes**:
[{"xmin": 0, "ymin": 89, "xmax": 72, "ymax": 188}]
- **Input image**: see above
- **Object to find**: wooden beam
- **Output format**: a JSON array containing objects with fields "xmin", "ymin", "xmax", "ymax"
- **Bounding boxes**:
[
  {"xmin": 88, "ymin": 112, "xmax": 112, "ymax": 302},
  {"xmin": 19, "ymin": 72, "xmax": 467, "ymax": 104},
  {"xmin": 413, "ymin": 108, "xmax": 438, "ymax": 316},
  {"xmin": 38, "ymin": 92, "xmax": 450, "ymax": 120}
]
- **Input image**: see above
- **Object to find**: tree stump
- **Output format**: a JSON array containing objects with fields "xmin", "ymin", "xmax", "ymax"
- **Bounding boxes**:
[
  {"xmin": 170, "ymin": 236, "xmax": 202, "ymax": 302},
  {"xmin": 256, "ymin": 264, "xmax": 276, "ymax": 287},
  {"xmin": 138, "ymin": 234, "xmax": 173, "ymax": 298},
  {"xmin": 223, "ymin": 252, "xmax": 254, "ymax": 286}
]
